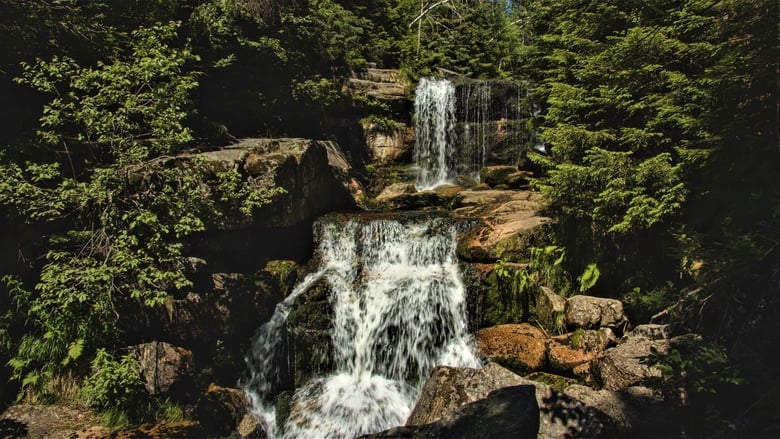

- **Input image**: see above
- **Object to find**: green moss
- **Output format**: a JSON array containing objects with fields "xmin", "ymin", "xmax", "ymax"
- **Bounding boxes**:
[{"xmin": 525, "ymin": 372, "xmax": 577, "ymax": 393}]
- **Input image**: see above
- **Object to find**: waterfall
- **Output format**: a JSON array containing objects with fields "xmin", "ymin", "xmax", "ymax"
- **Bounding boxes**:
[
  {"xmin": 242, "ymin": 215, "xmax": 480, "ymax": 438},
  {"xmin": 414, "ymin": 77, "xmax": 529, "ymax": 189},
  {"xmin": 413, "ymin": 77, "xmax": 456, "ymax": 190}
]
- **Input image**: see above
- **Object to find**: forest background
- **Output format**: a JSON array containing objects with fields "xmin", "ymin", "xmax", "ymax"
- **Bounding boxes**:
[{"xmin": 0, "ymin": 0, "xmax": 777, "ymax": 436}]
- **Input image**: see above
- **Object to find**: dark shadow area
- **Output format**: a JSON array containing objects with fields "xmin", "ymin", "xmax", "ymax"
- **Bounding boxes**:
[
  {"xmin": 539, "ymin": 390, "xmax": 613, "ymax": 438},
  {"xmin": 0, "ymin": 418, "xmax": 28, "ymax": 439},
  {"xmin": 187, "ymin": 220, "xmax": 316, "ymax": 273}
]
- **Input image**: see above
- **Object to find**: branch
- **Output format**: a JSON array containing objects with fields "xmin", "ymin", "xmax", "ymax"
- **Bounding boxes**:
[{"xmin": 408, "ymin": 0, "xmax": 454, "ymax": 28}]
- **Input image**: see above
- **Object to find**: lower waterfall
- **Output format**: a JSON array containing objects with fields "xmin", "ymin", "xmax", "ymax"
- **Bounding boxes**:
[{"xmin": 241, "ymin": 215, "xmax": 480, "ymax": 438}]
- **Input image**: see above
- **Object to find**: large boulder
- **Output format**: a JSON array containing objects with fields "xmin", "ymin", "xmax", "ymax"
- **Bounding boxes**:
[
  {"xmin": 479, "ymin": 165, "xmax": 518, "ymax": 187},
  {"xmin": 565, "ymin": 295, "xmax": 627, "ymax": 330},
  {"xmin": 196, "ymin": 138, "xmax": 362, "ymax": 228},
  {"xmin": 127, "ymin": 342, "xmax": 193, "ymax": 396},
  {"xmin": 372, "ymin": 183, "xmax": 460, "ymax": 210},
  {"xmin": 363, "ymin": 386, "xmax": 540, "ymax": 439},
  {"xmin": 454, "ymin": 190, "xmax": 553, "ymax": 261},
  {"xmin": 590, "ymin": 326, "xmax": 670, "ymax": 391},
  {"xmin": 475, "ymin": 324, "xmax": 547, "ymax": 373},
  {"xmin": 405, "ymin": 363, "xmax": 611, "ymax": 438}
]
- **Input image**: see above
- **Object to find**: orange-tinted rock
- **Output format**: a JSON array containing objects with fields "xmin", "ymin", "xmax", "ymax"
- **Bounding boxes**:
[
  {"xmin": 548, "ymin": 343, "xmax": 596, "ymax": 373},
  {"xmin": 475, "ymin": 323, "xmax": 547, "ymax": 373}
]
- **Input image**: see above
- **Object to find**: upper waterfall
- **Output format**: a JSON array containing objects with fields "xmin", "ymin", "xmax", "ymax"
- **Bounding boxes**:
[
  {"xmin": 413, "ymin": 77, "xmax": 457, "ymax": 190},
  {"xmin": 413, "ymin": 76, "xmax": 531, "ymax": 190},
  {"xmin": 241, "ymin": 214, "xmax": 480, "ymax": 438}
]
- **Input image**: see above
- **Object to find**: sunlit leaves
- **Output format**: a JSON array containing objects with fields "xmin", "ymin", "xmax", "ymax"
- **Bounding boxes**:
[{"xmin": 16, "ymin": 21, "xmax": 198, "ymax": 166}]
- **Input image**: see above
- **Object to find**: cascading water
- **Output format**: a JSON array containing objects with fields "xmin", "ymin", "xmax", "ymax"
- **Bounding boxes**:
[
  {"xmin": 241, "ymin": 215, "xmax": 480, "ymax": 438},
  {"xmin": 414, "ymin": 76, "xmax": 530, "ymax": 189},
  {"xmin": 413, "ymin": 77, "xmax": 456, "ymax": 190}
]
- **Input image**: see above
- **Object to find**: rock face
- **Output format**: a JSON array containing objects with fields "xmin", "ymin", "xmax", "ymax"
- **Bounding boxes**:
[
  {"xmin": 197, "ymin": 138, "xmax": 362, "ymax": 227},
  {"xmin": 127, "ymin": 342, "xmax": 193, "ymax": 396},
  {"xmin": 363, "ymin": 121, "xmax": 413, "ymax": 163},
  {"xmin": 345, "ymin": 68, "xmax": 409, "ymax": 104},
  {"xmin": 475, "ymin": 324, "xmax": 547, "ymax": 373},
  {"xmin": 122, "ymin": 259, "xmax": 298, "ymax": 386},
  {"xmin": 565, "ymin": 295, "xmax": 627, "ymax": 330},
  {"xmin": 454, "ymin": 190, "xmax": 553, "ymax": 261},
  {"xmin": 405, "ymin": 363, "xmax": 611, "ymax": 438}
]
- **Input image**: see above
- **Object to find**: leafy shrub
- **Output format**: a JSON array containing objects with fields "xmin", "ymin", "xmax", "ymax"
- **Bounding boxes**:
[{"xmin": 80, "ymin": 349, "xmax": 145, "ymax": 426}]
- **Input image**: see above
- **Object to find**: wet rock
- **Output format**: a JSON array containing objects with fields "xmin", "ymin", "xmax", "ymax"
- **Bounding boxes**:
[
  {"xmin": 565, "ymin": 295, "xmax": 627, "ymax": 330},
  {"xmin": 237, "ymin": 413, "xmax": 267, "ymax": 438},
  {"xmin": 475, "ymin": 324, "xmax": 547, "ymax": 373},
  {"xmin": 286, "ymin": 279, "xmax": 335, "ymax": 388},
  {"xmin": 127, "ymin": 342, "xmax": 193, "ymax": 396}
]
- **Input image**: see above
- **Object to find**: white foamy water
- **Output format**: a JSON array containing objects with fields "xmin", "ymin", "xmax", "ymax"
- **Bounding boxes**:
[
  {"xmin": 414, "ymin": 77, "xmax": 457, "ymax": 190},
  {"xmin": 242, "ymin": 216, "xmax": 480, "ymax": 438}
]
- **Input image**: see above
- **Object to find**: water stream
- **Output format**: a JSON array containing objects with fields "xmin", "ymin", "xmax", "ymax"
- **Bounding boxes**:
[
  {"xmin": 413, "ymin": 77, "xmax": 529, "ymax": 189},
  {"xmin": 241, "ymin": 215, "xmax": 480, "ymax": 438},
  {"xmin": 413, "ymin": 77, "xmax": 457, "ymax": 190}
]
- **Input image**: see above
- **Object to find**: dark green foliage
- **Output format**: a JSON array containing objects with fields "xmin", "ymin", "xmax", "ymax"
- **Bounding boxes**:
[
  {"xmin": 519, "ymin": 0, "xmax": 778, "ymax": 433},
  {"xmin": 399, "ymin": 0, "xmax": 523, "ymax": 79}
]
